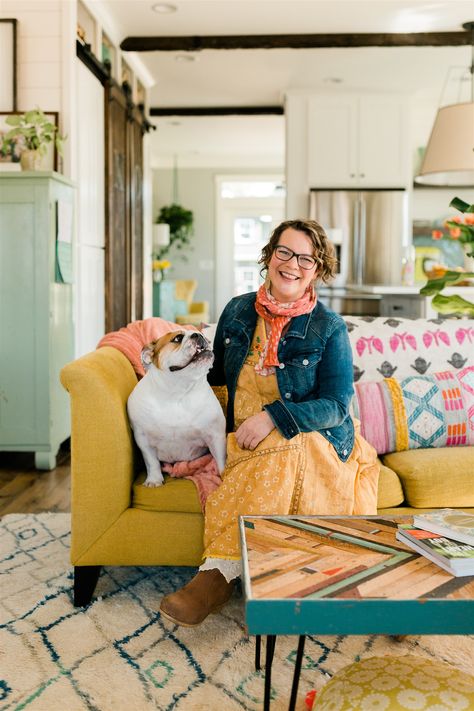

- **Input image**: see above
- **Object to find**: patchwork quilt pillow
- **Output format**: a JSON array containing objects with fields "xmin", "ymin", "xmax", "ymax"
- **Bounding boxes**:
[{"xmin": 352, "ymin": 366, "xmax": 474, "ymax": 454}]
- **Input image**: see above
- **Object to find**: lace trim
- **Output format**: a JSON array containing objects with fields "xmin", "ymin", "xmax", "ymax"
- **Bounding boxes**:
[{"xmin": 199, "ymin": 557, "xmax": 242, "ymax": 583}]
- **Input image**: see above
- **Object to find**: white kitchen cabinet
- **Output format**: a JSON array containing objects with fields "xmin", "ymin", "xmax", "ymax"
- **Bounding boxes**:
[{"xmin": 307, "ymin": 95, "xmax": 409, "ymax": 188}]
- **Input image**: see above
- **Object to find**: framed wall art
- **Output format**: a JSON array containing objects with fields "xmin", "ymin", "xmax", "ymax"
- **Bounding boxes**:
[
  {"xmin": 0, "ymin": 112, "xmax": 59, "ymax": 171},
  {"xmin": 0, "ymin": 20, "xmax": 18, "ymax": 111}
]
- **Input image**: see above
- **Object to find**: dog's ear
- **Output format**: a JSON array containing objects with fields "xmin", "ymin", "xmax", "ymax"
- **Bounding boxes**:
[{"xmin": 141, "ymin": 342, "xmax": 155, "ymax": 371}]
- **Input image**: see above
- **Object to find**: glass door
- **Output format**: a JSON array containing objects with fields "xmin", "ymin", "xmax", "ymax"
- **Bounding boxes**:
[{"xmin": 215, "ymin": 177, "xmax": 285, "ymax": 317}]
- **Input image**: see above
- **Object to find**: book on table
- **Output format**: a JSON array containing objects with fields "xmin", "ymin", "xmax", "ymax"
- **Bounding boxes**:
[
  {"xmin": 396, "ymin": 525, "xmax": 474, "ymax": 577},
  {"xmin": 413, "ymin": 509, "xmax": 474, "ymax": 547}
]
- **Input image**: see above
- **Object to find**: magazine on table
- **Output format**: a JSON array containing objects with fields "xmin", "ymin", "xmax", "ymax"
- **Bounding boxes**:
[
  {"xmin": 396, "ymin": 524, "xmax": 474, "ymax": 577},
  {"xmin": 413, "ymin": 509, "xmax": 474, "ymax": 547}
]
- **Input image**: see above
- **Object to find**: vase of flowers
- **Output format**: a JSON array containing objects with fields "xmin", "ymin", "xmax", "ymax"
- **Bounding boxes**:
[
  {"xmin": 421, "ymin": 197, "xmax": 474, "ymax": 317},
  {"xmin": 152, "ymin": 259, "xmax": 171, "ymax": 282},
  {"xmin": 432, "ymin": 198, "xmax": 474, "ymax": 272}
]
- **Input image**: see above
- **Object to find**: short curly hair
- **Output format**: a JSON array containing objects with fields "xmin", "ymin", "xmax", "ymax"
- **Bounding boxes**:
[{"xmin": 258, "ymin": 219, "xmax": 338, "ymax": 284}]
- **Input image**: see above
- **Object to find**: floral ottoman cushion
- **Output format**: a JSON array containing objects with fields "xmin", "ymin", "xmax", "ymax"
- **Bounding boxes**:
[{"xmin": 314, "ymin": 655, "xmax": 474, "ymax": 710}]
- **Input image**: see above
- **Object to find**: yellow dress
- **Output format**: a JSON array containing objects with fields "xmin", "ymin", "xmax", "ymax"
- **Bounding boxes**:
[{"xmin": 203, "ymin": 317, "xmax": 380, "ymax": 561}]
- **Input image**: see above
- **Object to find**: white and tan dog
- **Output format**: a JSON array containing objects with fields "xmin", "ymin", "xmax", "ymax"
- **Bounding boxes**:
[{"xmin": 127, "ymin": 329, "xmax": 226, "ymax": 487}]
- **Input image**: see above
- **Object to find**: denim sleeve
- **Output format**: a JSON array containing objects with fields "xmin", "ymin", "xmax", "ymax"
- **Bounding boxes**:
[
  {"xmin": 264, "ymin": 322, "xmax": 354, "ymax": 438},
  {"xmin": 207, "ymin": 302, "xmax": 230, "ymax": 386}
]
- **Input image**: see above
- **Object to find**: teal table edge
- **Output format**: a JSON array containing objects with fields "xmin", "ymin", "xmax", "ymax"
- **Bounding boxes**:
[{"xmin": 246, "ymin": 598, "xmax": 474, "ymax": 636}]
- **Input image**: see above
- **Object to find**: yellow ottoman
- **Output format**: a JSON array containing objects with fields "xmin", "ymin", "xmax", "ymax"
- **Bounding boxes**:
[{"xmin": 314, "ymin": 655, "xmax": 474, "ymax": 710}]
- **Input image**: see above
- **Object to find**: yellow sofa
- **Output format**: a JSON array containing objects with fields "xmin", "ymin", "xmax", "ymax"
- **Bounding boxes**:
[{"xmin": 61, "ymin": 321, "xmax": 474, "ymax": 606}]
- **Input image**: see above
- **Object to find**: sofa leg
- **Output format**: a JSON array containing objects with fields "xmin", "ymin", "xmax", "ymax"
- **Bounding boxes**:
[{"xmin": 74, "ymin": 565, "xmax": 102, "ymax": 607}]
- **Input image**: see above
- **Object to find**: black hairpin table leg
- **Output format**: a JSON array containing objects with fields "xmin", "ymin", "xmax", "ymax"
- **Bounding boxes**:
[
  {"xmin": 263, "ymin": 635, "xmax": 277, "ymax": 711},
  {"xmin": 255, "ymin": 634, "xmax": 262, "ymax": 670},
  {"xmin": 288, "ymin": 635, "xmax": 306, "ymax": 711}
]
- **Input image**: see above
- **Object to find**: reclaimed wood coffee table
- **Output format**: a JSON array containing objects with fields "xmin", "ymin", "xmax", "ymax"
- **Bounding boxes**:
[{"xmin": 239, "ymin": 515, "xmax": 474, "ymax": 711}]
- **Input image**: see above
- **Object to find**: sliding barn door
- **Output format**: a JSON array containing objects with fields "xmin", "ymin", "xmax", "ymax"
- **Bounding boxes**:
[
  {"xmin": 104, "ymin": 83, "xmax": 145, "ymax": 332},
  {"xmin": 129, "ymin": 108, "xmax": 144, "ymax": 323}
]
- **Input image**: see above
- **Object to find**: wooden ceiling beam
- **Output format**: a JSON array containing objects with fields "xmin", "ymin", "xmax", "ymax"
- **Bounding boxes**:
[
  {"xmin": 121, "ymin": 31, "xmax": 468, "ymax": 52},
  {"xmin": 150, "ymin": 106, "xmax": 284, "ymax": 116}
]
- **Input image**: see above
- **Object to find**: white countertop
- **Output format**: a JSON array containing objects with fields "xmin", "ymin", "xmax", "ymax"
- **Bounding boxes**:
[{"xmin": 345, "ymin": 283, "xmax": 474, "ymax": 296}]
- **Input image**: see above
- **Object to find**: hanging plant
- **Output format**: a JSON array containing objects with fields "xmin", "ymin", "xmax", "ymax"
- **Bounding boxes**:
[
  {"xmin": 155, "ymin": 203, "xmax": 193, "ymax": 258},
  {"xmin": 154, "ymin": 155, "xmax": 194, "ymax": 260}
]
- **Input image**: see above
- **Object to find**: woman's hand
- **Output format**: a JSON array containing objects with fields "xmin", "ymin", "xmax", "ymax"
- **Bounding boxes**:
[{"xmin": 235, "ymin": 411, "xmax": 275, "ymax": 450}]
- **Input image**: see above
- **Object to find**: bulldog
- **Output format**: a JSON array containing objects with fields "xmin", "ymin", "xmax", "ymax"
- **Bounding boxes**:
[{"xmin": 127, "ymin": 329, "xmax": 226, "ymax": 487}]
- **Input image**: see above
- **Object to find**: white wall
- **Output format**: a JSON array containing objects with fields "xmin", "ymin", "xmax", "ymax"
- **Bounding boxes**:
[
  {"xmin": 152, "ymin": 165, "xmax": 284, "ymax": 320},
  {"xmin": 75, "ymin": 58, "xmax": 105, "ymax": 356}
]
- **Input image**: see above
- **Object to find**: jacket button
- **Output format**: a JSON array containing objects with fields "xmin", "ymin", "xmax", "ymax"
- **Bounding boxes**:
[
  {"xmin": 325, "ymin": 430, "xmax": 331, "ymax": 436},
  {"xmin": 282, "ymin": 340, "xmax": 286, "ymax": 345},
  {"xmin": 224, "ymin": 337, "xmax": 230, "ymax": 344},
  {"xmin": 285, "ymin": 392, "xmax": 291, "ymax": 399},
  {"xmin": 343, "ymin": 449, "xmax": 348, "ymax": 456},
  {"xmin": 279, "ymin": 363, "xmax": 285, "ymax": 369},
  {"xmin": 302, "ymin": 358, "xmax": 309, "ymax": 365}
]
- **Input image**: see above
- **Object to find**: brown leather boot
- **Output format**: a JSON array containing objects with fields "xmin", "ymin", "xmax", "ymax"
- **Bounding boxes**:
[{"xmin": 159, "ymin": 569, "xmax": 235, "ymax": 627}]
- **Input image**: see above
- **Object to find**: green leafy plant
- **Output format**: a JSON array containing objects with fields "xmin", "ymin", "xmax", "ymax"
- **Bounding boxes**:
[
  {"xmin": 420, "ymin": 197, "xmax": 474, "ymax": 317},
  {"xmin": 3, "ymin": 109, "xmax": 65, "ymax": 157},
  {"xmin": 155, "ymin": 203, "xmax": 193, "ymax": 259}
]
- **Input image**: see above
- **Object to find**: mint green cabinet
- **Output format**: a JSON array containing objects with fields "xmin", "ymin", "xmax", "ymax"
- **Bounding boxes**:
[{"xmin": 0, "ymin": 172, "xmax": 75, "ymax": 469}]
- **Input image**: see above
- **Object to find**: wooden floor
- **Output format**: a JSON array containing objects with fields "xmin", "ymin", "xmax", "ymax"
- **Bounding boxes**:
[{"xmin": 0, "ymin": 441, "xmax": 71, "ymax": 515}]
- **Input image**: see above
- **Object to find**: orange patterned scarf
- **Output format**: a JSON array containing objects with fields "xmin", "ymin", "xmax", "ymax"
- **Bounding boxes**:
[{"xmin": 254, "ymin": 284, "xmax": 317, "ymax": 367}]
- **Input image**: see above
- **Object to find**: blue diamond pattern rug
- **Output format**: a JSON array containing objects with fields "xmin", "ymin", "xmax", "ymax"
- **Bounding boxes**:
[{"xmin": 1, "ymin": 514, "xmax": 474, "ymax": 711}]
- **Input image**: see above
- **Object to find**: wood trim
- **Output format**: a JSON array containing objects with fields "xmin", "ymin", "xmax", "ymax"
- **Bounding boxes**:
[
  {"xmin": 121, "ymin": 31, "xmax": 469, "ymax": 52},
  {"xmin": 150, "ymin": 106, "xmax": 284, "ymax": 116}
]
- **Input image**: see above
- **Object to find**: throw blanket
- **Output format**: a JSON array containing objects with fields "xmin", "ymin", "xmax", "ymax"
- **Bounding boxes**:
[
  {"xmin": 162, "ymin": 454, "xmax": 222, "ymax": 511},
  {"xmin": 98, "ymin": 317, "xmax": 222, "ymax": 507},
  {"xmin": 97, "ymin": 317, "xmax": 194, "ymax": 378}
]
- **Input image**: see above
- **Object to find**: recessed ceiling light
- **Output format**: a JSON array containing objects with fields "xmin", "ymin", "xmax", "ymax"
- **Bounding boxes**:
[
  {"xmin": 175, "ymin": 54, "xmax": 197, "ymax": 63},
  {"xmin": 152, "ymin": 3, "xmax": 177, "ymax": 13}
]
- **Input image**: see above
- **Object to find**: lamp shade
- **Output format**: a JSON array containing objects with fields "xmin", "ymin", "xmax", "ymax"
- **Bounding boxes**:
[
  {"xmin": 153, "ymin": 223, "xmax": 170, "ymax": 251},
  {"xmin": 415, "ymin": 102, "xmax": 474, "ymax": 186}
]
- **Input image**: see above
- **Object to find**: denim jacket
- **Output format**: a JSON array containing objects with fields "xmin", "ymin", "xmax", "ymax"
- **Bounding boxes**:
[{"xmin": 208, "ymin": 291, "xmax": 355, "ymax": 462}]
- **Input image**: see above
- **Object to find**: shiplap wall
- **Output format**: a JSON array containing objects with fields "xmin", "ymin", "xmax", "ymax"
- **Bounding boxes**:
[{"xmin": 1, "ymin": 1, "xmax": 76, "ymax": 176}]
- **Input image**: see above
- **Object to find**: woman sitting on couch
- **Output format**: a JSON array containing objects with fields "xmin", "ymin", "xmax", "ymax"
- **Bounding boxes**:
[{"xmin": 160, "ymin": 218, "xmax": 380, "ymax": 627}]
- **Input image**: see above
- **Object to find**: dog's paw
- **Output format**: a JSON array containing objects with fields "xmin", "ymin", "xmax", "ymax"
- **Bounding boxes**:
[{"xmin": 143, "ymin": 477, "xmax": 164, "ymax": 488}]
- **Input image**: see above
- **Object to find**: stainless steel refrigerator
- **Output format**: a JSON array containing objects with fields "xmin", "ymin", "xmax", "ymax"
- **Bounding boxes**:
[{"xmin": 309, "ymin": 189, "xmax": 408, "ymax": 286}]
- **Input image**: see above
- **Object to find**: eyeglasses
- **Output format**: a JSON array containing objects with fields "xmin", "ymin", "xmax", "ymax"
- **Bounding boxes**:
[{"xmin": 273, "ymin": 245, "xmax": 317, "ymax": 270}]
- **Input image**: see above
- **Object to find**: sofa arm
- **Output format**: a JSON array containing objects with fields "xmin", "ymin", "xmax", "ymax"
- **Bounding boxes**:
[{"xmin": 60, "ymin": 346, "xmax": 138, "ymax": 563}]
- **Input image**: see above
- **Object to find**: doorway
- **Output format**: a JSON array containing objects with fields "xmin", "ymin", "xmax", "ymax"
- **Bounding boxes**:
[{"xmin": 215, "ymin": 176, "xmax": 285, "ymax": 317}]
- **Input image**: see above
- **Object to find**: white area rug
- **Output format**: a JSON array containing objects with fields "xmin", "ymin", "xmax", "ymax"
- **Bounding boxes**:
[{"xmin": 1, "ymin": 513, "xmax": 473, "ymax": 711}]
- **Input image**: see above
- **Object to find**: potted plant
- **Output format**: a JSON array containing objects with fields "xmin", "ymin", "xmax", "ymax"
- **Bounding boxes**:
[
  {"xmin": 155, "ymin": 203, "xmax": 194, "ymax": 260},
  {"xmin": 420, "ymin": 197, "xmax": 474, "ymax": 317},
  {"xmin": 2, "ymin": 109, "xmax": 65, "ymax": 170}
]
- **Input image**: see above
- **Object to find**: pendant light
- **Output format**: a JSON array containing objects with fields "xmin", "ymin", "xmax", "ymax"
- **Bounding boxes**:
[{"xmin": 415, "ymin": 21, "xmax": 474, "ymax": 187}]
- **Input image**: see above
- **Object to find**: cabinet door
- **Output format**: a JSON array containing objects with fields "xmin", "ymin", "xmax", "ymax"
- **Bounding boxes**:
[
  {"xmin": 358, "ymin": 97, "xmax": 408, "ymax": 188},
  {"xmin": 307, "ymin": 97, "xmax": 358, "ymax": 187},
  {"xmin": 0, "ymin": 196, "xmax": 44, "ymax": 445}
]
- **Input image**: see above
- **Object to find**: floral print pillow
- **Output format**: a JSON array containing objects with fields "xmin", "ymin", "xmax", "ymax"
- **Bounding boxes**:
[{"xmin": 344, "ymin": 316, "xmax": 474, "ymax": 383}]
